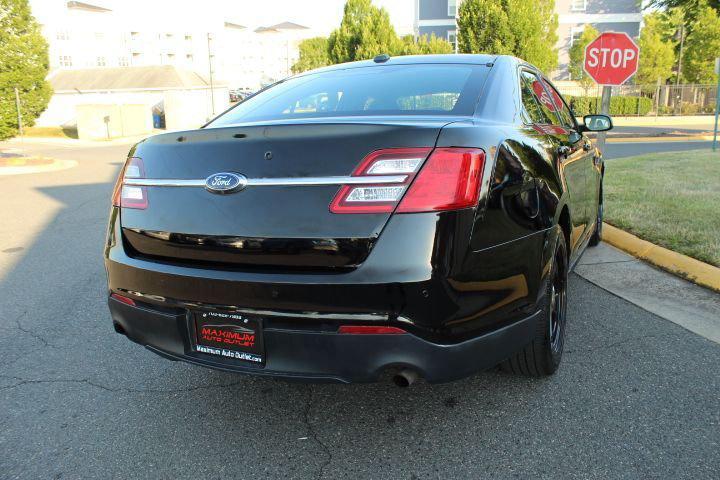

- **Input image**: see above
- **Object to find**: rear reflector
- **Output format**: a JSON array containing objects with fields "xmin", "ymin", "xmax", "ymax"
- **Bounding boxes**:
[
  {"xmin": 112, "ymin": 157, "xmax": 147, "ymax": 209},
  {"xmin": 110, "ymin": 293, "xmax": 136, "ymax": 306},
  {"xmin": 330, "ymin": 147, "xmax": 485, "ymax": 214},
  {"xmin": 337, "ymin": 325, "xmax": 407, "ymax": 334}
]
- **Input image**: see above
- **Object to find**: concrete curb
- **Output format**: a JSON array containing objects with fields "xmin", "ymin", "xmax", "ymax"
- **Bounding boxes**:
[
  {"xmin": 0, "ymin": 158, "xmax": 77, "ymax": 176},
  {"xmin": 606, "ymin": 135, "xmax": 714, "ymax": 143},
  {"xmin": 602, "ymin": 223, "xmax": 720, "ymax": 293},
  {"xmin": 612, "ymin": 115, "xmax": 716, "ymax": 127}
]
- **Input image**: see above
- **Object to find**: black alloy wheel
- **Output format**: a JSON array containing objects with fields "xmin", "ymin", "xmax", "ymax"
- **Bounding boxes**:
[{"xmin": 501, "ymin": 227, "xmax": 568, "ymax": 376}]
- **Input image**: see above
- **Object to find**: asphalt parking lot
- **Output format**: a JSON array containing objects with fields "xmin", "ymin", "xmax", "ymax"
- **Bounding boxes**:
[{"xmin": 1, "ymin": 141, "xmax": 718, "ymax": 479}]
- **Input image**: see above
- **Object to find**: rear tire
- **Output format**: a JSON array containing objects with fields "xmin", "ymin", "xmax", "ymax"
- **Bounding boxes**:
[
  {"xmin": 501, "ymin": 227, "xmax": 568, "ymax": 376},
  {"xmin": 589, "ymin": 182, "xmax": 603, "ymax": 246}
]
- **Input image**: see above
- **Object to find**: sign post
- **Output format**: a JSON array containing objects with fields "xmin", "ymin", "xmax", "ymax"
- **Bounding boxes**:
[
  {"xmin": 14, "ymin": 87, "xmax": 23, "ymax": 137},
  {"xmin": 583, "ymin": 32, "xmax": 640, "ymax": 151},
  {"xmin": 713, "ymin": 57, "xmax": 719, "ymax": 152}
]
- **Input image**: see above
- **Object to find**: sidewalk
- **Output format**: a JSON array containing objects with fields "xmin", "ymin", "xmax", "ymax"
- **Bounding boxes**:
[{"xmin": 576, "ymin": 243, "xmax": 720, "ymax": 345}]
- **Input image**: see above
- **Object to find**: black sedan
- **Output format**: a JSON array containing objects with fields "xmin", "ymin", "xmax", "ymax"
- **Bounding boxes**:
[{"xmin": 105, "ymin": 54, "xmax": 612, "ymax": 385}]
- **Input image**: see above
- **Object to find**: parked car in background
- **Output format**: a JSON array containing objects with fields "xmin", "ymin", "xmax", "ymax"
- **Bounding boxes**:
[
  {"xmin": 230, "ymin": 89, "xmax": 254, "ymax": 103},
  {"xmin": 106, "ymin": 54, "xmax": 612, "ymax": 386}
]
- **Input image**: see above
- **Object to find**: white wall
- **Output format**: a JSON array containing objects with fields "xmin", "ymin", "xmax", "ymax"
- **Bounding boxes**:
[
  {"xmin": 36, "ymin": 91, "xmax": 162, "ymax": 127},
  {"xmin": 163, "ymin": 87, "xmax": 229, "ymax": 130},
  {"xmin": 36, "ymin": 87, "xmax": 229, "ymax": 134}
]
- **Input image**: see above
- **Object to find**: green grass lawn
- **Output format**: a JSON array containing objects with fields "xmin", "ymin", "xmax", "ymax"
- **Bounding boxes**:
[
  {"xmin": 604, "ymin": 149, "xmax": 720, "ymax": 267},
  {"xmin": 23, "ymin": 126, "xmax": 78, "ymax": 139}
]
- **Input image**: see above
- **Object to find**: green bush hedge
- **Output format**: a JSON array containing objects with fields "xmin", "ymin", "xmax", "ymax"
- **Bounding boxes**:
[{"xmin": 566, "ymin": 95, "xmax": 653, "ymax": 116}]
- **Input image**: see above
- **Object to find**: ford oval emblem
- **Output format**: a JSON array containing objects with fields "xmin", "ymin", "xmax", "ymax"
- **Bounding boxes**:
[{"xmin": 204, "ymin": 172, "xmax": 247, "ymax": 194}]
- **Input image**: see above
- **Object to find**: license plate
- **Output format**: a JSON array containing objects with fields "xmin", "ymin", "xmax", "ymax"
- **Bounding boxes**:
[{"xmin": 193, "ymin": 310, "xmax": 264, "ymax": 364}]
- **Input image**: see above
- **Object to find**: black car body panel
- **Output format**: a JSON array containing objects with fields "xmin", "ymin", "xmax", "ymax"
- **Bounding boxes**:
[{"xmin": 105, "ymin": 54, "xmax": 605, "ymax": 383}]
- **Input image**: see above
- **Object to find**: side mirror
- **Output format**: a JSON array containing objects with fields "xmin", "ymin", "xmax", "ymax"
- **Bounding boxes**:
[{"xmin": 581, "ymin": 114, "xmax": 613, "ymax": 132}]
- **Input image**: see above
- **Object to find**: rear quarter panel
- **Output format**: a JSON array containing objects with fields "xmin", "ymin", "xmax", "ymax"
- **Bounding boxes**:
[{"xmin": 426, "ymin": 119, "xmax": 565, "ymax": 336}]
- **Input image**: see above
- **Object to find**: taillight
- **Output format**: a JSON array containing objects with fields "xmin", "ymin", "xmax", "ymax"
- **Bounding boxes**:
[
  {"xmin": 329, "ymin": 148, "xmax": 432, "ymax": 214},
  {"xmin": 397, "ymin": 148, "xmax": 485, "ymax": 213},
  {"xmin": 330, "ymin": 147, "xmax": 485, "ymax": 214},
  {"xmin": 337, "ymin": 325, "xmax": 407, "ymax": 334},
  {"xmin": 111, "ymin": 157, "xmax": 147, "ymax": 209}
]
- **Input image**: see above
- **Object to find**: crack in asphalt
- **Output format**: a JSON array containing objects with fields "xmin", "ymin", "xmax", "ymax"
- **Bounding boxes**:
[
  {"xmin": 301, "ymin": 387, "xmax": 333, "ymax": 480},
  {"xmin": 12, "ymin": 311, "xmax": 58, "ymax": 349},
  {"xmin": 0, "ymin": 374, "xmax": 246, "ymax": 394}
]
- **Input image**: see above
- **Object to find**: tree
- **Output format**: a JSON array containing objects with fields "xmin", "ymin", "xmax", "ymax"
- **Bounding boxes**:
[
  {"xmin": 399, "ymin": 34, "xmax": 453, "ymax": 55},
  {"xmin": 682, "ymin": 5, "xmax": 720, "ymax": 83},
  {"xmin": 457, "ymin": 0, "xmax": 515, "ymax": 56},
  {"xmin": 0, "ymin": 0, "xmax": 52, "ymax": 140},
  {"xmin": 457, "ymin": 0, "xmax": 559, "ymax": 72},
  {"xmin": 327, "ymin": 0, "xmax": 401, "ymax": 63},
  {"xmin": 292, "ymin": 37, "xmax": 330, "ymax": 73},
  {"xmin": 636, "ymin": 13, "xmax": 676, "ymax": 85},
  {"xmin": 646, "ymin": 0, "xmax": 720, "ymax": 24},
  {"xmin": 506, "ymin": 0, "xmax": 558, "ymax": 72},
  {"xmin": 568, "ymin": 25, "xmax": 599, "ymax": 90}
]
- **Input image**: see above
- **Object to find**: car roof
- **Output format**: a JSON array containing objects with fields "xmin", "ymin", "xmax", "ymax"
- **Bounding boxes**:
[{"xmin": 297, "ymin": 54, "xmax": 505, "ymax": 77}]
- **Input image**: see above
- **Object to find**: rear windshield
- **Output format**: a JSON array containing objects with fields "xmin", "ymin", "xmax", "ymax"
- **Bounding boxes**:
[{"xmin": 209, "ymin": 64, "xmax": 489, "ymax": 126}]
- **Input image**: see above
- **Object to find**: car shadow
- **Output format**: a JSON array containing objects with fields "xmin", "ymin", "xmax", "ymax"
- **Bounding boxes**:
[{"xmin": 0, "ymin": 169, "xmax": 565, "ymax": 478}]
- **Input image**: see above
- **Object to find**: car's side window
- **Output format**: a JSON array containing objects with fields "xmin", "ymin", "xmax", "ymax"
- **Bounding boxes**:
[
  {"xmin": 519, "ymin": 70, "xmax": 554, "ymax": 125},
  {"xmin": 541, "ymin": 78, "xmax": 578, "ymax": 131}
]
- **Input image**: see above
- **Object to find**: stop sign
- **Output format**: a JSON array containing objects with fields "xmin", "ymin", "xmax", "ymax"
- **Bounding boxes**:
[{"xmin": 583, "ymin": 32, "xmax": 639, "ymax": 86}]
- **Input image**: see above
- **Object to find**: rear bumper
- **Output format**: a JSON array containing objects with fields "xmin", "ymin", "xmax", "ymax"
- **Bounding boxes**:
[
  {"xmin": 105, "ymin": 209, "xmax": 555, "ymax": 383},
  {"xmin": 109, "ymin": 296, "xmax": 539, "ymax": 383}
]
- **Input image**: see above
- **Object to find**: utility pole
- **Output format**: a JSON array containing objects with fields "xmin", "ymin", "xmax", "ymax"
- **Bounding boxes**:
[
  {"xmin": 675, "ymin": 22, "xmax": 685, "ymax": 115},
  {"xmin": 655, "ymin": 77, "xmax": 661, "ymax": 120},
  {"xmin": 713, "ymin": 58, "xmax": 719, "ymax": 152},
  {"xmin": 14, "ymin": 87, "xmax": 23, "ymax": 137},
  {"xmin": 207, "ymin": 33, "xmax": 216, "ymax": 115}
]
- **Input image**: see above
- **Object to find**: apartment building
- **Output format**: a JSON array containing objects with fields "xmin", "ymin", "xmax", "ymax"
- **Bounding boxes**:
[
  {"xmin": 29, "ymin": 0, "xmax": 313, "ymax": 90},
  {"xmin": 414, "ymin": 0, "xmax": 642, "ymax": 79}
]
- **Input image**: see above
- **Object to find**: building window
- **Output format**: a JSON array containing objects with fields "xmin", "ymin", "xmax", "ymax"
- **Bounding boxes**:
[
  {"xmin": 570, "ymin": 27, "xmax": 584, "ymax": 46},
  {"xmin": 184, "ymin": 34, "xmax": 192, "ymax": 41},
  {"xmin": 130, "ymin": 31, "xmax": 140, "ymax": 40},
  {"xmin": 56, "ymin": 30, "xmax": 70, "ymax": 40},
  {"xmin": 118, "ymin": 57, "xmax": 129, "ymax": 66},
  {"xmin": 96, "ymin": 56, "xmax": 106, "ymax": 66},
  {"xmin": 59, "ymin": 55, "xmax": 72, "ymax": 67},
  {"xmin": 447, "ymin": 30, "xmax": 457, "ymax": 51},
  {"xmin": 186, "ymin": 54, "xmax": 194, "ymax": 61},
  {"xmin": 95, "ymin": 32, "xmax": 104, "ymax": 40},
  {"xmin": 165, "ymin": 33, "xmax": 173, "ymax": 39},
  {"xmin": 448, "ymin": 0, "xmax": 457, "ymax": 16},
  {"xmin": 570, "ymin": 0, "xmax": 587, "ymax": 12}
]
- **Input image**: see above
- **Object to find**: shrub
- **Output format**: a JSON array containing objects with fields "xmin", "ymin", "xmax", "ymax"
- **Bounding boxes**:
[{"xmin": 566, "ymin": 95, "xmax": 653, "ymax": 116}]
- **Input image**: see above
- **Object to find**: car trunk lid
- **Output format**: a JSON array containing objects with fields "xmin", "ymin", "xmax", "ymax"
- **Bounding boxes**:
[{"xmin": 120, "ymin": 119, "xmax": 449, "ymax": 269}]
